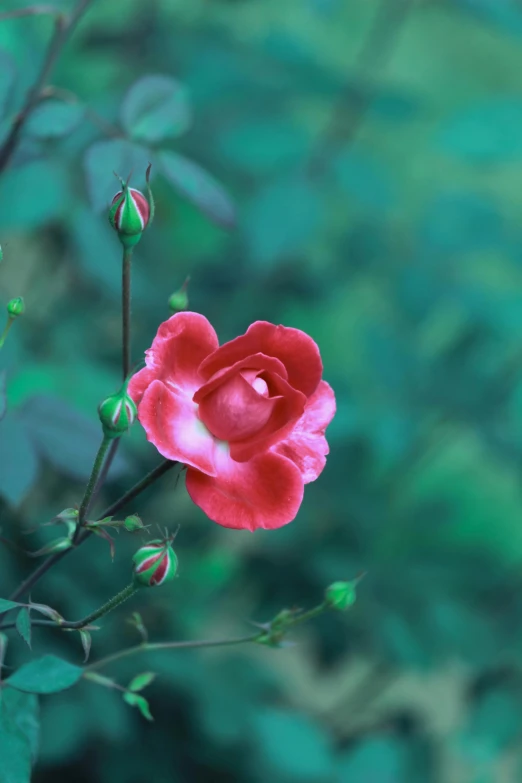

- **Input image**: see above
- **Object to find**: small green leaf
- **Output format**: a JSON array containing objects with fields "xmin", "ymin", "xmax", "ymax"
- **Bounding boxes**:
[
  {"xmin": 15, "ymin": 609, "xmax": 31, "ymax": 649},
  {"xmin": 0, "ymin": 598, "xmax": 21, "ymax": 612},
  {"xmin": 0, "ymin": 699, "xmax": 32, "ymax": 783},
  {"xmin": 158, "ymin": 150, "xmax": 235, "ymax": 229},
  {"xmin": 120, "ymin": 74, "xmax": 191, "ymax": 143},
  {"xmin": 79, "ymin": 630, "xmax": 92, "ymax": 663},
  {"xmin": 123, "ymin": 691, "xmax": 153, "ymax": 721},
  {"xmin": 128, "ymin": 672, "xmax": 156, "ymax": 692},
  {"xmin": 25, "ymin": 99, "xmax": 84, "ymax": 139},
  {"xmin": 0, "ymin": 413, "xmax": 39, "ymax": 507},
  {"xmin": 7, "ymin": 655, "xmax": 82, "ymax": 694}
]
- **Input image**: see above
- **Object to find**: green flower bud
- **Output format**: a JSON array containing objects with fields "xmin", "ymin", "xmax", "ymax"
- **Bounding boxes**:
[
  {"xmin": 108, "ymin": 164, "xmax": 154, "ymax": 249},
  {"xmin": 124, "ymin": 514, "xmax": 145, "ymax": 532},
  {"xmin": 98, "ymin": 382, "xmax": 137, "ymax": 439},
  {"xmin": 7, "ymin": 297, "xmax": 25, "ymax": 318},
  {"xmin": 168, "ymin": 277, "xmax": 189, "ymax": 313},
  {"xmin": 132, "ymin": 539, "xmax": 178, "ymax": 587},
  {"xmin": 325, "ymin": 580, "xmax": 357, "ymax": 611}
]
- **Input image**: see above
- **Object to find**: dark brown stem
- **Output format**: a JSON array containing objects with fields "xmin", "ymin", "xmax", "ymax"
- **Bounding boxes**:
[
  {"xmin": 0, "ymin": 0, "xmax": 95, "ymax": 174},
  {"xmin": 2, "ymin": 459, "xmax": 176, "ymax": 609}
]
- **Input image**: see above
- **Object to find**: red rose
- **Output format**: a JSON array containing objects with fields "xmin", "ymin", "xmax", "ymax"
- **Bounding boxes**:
[{"xmin": 129, "ymin": 313, "xmax": 335, "ymax": 531}]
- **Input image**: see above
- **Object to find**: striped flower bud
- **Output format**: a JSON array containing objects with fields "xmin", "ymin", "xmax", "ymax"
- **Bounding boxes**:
[
  {"xmin": 132, "ymin": 540, "xmax": 178, "ymax": 587},
  {"xmin": 109, "ymin": 164, "xmax": 154, "ymax": 249},
  {"xmin": 98, "ymin": 382, "xmax": 137, "ymax": 439}
]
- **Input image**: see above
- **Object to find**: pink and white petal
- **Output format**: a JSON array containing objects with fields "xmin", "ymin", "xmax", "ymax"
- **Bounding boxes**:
[
  {"xmin": 185, "ymin": 449, "xmax": 304, "ymax": 531},
  {"xmin": 128, "ymin": 366, "xmax": 158, "ymax": 406},
  {"xmin": 138, "ymin": 379, "xmax": 218, "ymax": 476},
  {"xmin": 141, "ymin": 312, "xmax": 219, "ymax": 395},
  {"xmin": 273, "ymin": 380, "xmax": 336, "ymax": 484},
  {"xmin": 199, "ymin": 321, "xmax": 322, "ymax": 397}
]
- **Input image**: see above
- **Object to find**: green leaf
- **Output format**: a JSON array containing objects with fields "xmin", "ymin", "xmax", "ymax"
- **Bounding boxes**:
[
  {"xmin": 7, "ymin": 655, "xmax": 82, "ymax": 694},
  {"xmin": 1, "ymin": 689, "xmax": 39, "ymax": 762},
  {"xmin": 0, "ymin": 160, "xmax": 68, "ymax": 230},
  {"xmin": 335, "ymin": 736, "xmax": 412, "ymax": 783},
  {"xmin": 0, "ymin": 598, "xmax": 21, "ymax": 612},
  {"xmin": 79, "ymin": 630, "xmax": 92, "ymax": 663},
  {"xmin": 120, "ymin": 74, "xmax": 191, "ymax": 143},
  {"xmin": 15, "ymin": 609, "xmax": 31, "ymax": 649},
  {"xmin": 244, "ymin": 175, "xmax": 321, "ymax": 267},
  {"xmin": 128, "ymin": 672, "xmax": 156, "ymax": 692},
  {"xmin": 158, "ymin": 150, "xmax": 235, "ymax": 229},
  {"xmin": 0, "ymin": 412, "xmax": 39, "ymax": 507},
  {"xmin": 25, "ymin": 100, "xmax": 84, "ymax": 139},
  {"xmin": 0, "ymin": 688, "xmax": 37, "ymax": 783},
  {"xmin": 83, "ymin": 139, "xmax": 150, "ymax": 213},
  {"xmin": 123, "ymin": 691, "xmax": 153, "ymax": 721},
  {"xmin": 19, "ymin": 395, "xmax": 129, "ymax": 481}
]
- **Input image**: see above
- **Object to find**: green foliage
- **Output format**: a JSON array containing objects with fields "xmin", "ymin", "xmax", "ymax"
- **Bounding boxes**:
[
  {"xmin": 15, "ymin": 608, "xmax": 31, "ymax": 649},
  {"xmin": 0, "ymin": 689, "xmax": 39, "ymax": 783},
  {"xmin": 7, "ymin": 656, "xmax": 83, "ymax": 695},
  {"xmin": 158, "ymin": 150, "xmax": 236, "ymax": 228},
  {"xmin": 121, "ymin": 75, "xmax": 192, "ymax": 143},
  {"xmin": 123, "ymin": 691, "xmax": 153, "ymax": 721},
  {"xmin": 3, "ymin": 0, "xmax": 522, "ymax": 781}
]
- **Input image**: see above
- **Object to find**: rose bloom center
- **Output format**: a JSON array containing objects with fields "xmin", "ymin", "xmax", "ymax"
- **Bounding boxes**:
[{"xmin": 197, "ymin": 369, "xmax": 276, "ymax": 442}]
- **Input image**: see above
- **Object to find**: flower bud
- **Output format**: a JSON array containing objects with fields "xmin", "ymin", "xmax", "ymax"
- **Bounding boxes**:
[
  {"xmin": 168, "ymin": 277, "xmax": 189, "ymax": 313},
  {"xmin": 7, "ymin": 297, "xmax": 25, "ymax": 318},
  {"xmin": 132, "ymin": 540, "xmax": 178, "ymax": 587},
  {"xmin": 98, "ymin": 383, "xmax": 137, "ymax": 439},
  {"xmin": 324, "ymin": 580, "xmax": 357, "ymax": 611},
  {"xmin": 109, "ymin": 164, "xmax": 154, "ymax": 249},
  {"xmin": 124, "ymin": 514, "xmax": 145, "ymax": 532}
]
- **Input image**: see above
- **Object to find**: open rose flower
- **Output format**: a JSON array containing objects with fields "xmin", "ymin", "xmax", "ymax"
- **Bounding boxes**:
[{"xmin": 129, "ymin": 313, "xmax": 335, "ymax": 531}]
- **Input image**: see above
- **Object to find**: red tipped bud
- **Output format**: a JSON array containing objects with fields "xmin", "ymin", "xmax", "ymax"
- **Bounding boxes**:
[
  {"xmin": 108, "ymin": 165, "xmax": 154, "ymax": 249},
  {"xmin": 132, "ymin": 539, "xmax": 178, "ymax": 587},
  {"xmin": 98, "ymin": 382, "xmax": 137, "ymax": 439}
]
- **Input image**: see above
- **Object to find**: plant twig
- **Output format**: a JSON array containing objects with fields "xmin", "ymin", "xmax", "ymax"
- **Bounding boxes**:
[
  {"xmin": 0, "ymin": 0, "xmax": 95, "ymax": 173},
  {"xmin": 85, "ymin": 634, "xmax": 261, "ymax": 672},
  {"xmin": 2, "ymin": 459, "xmax": 176, "ymax": 610}
]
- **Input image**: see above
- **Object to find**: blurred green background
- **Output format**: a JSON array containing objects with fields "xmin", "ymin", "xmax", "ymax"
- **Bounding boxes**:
[{"xmin": 2, "ymin": 0, "xmax": 522, "ymax": 780}]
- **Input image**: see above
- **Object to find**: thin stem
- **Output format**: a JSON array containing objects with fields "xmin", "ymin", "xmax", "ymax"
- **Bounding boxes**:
[
  {"xmin": 85, "ymin": 634, "xmax": 260, "ymax": 672},
  {"xmin": 3, "ymin": 459, "xmax": 176, "ymax": 608},
  {"xmin": 287, "ymin": 603, "xmax": 328, "ymax": 628},
  {"xmin": 76, "ymin": 435, "xmax": 111, "ymax": 530},
  {"xmin": 122, "ymin": 248, "xmax": 133, "ymax": 380},
  {"xmin": 0, "ymin": 0, "xmax": 95, "ymax": 174},
  {"xmin": 0, "ymin": 317, "xmax": 14, "ymax": 349},
  {"xmin": 68, "ymin": 583, "xmax": 138, "ymax": 630}
]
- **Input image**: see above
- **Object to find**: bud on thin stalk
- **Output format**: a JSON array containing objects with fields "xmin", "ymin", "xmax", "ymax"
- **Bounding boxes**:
[
  {"xmin": 108, "ymin": 164, "xmax": 153, "ymax": 249},
  {"xmin": 0, "ymin": 296, "xmax": 25, "ymax": 348},
  {"xmin": 168, "ymin": 277, "xmax": 190, "ymax": 313},
  {"xmin": 98, "ymin": 379, "xmax": 137, "ymax": 439}
]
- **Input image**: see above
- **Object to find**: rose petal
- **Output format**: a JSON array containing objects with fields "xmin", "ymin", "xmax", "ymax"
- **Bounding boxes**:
[
  {"xmin": 199, "ymin": 321, "xmax": 322, "ymax": 397},
  {"xmin": 185, "ymin": 448, "xmax": 304, "ymax": 531},
  {"xmin": 129, "ymin": 312, "xmax": 219, "ymax": 404},
  {"xmin": 273, "ymin": 380, "xmax": 336, "ymax": 483},
  {"xmin": 193, "ymin": 353, "xmax": 288, "ymax": 404},
  {"xmin": 198, "ymin": 372, "xmax": 277, "ymax": 442},
  {"xmin": 229, "ymin": 371, "xmax": 306, "ymax": 462},
  {"xmin": 138, "ymin": 379, "xmax": 218, "ymax": 476}
]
